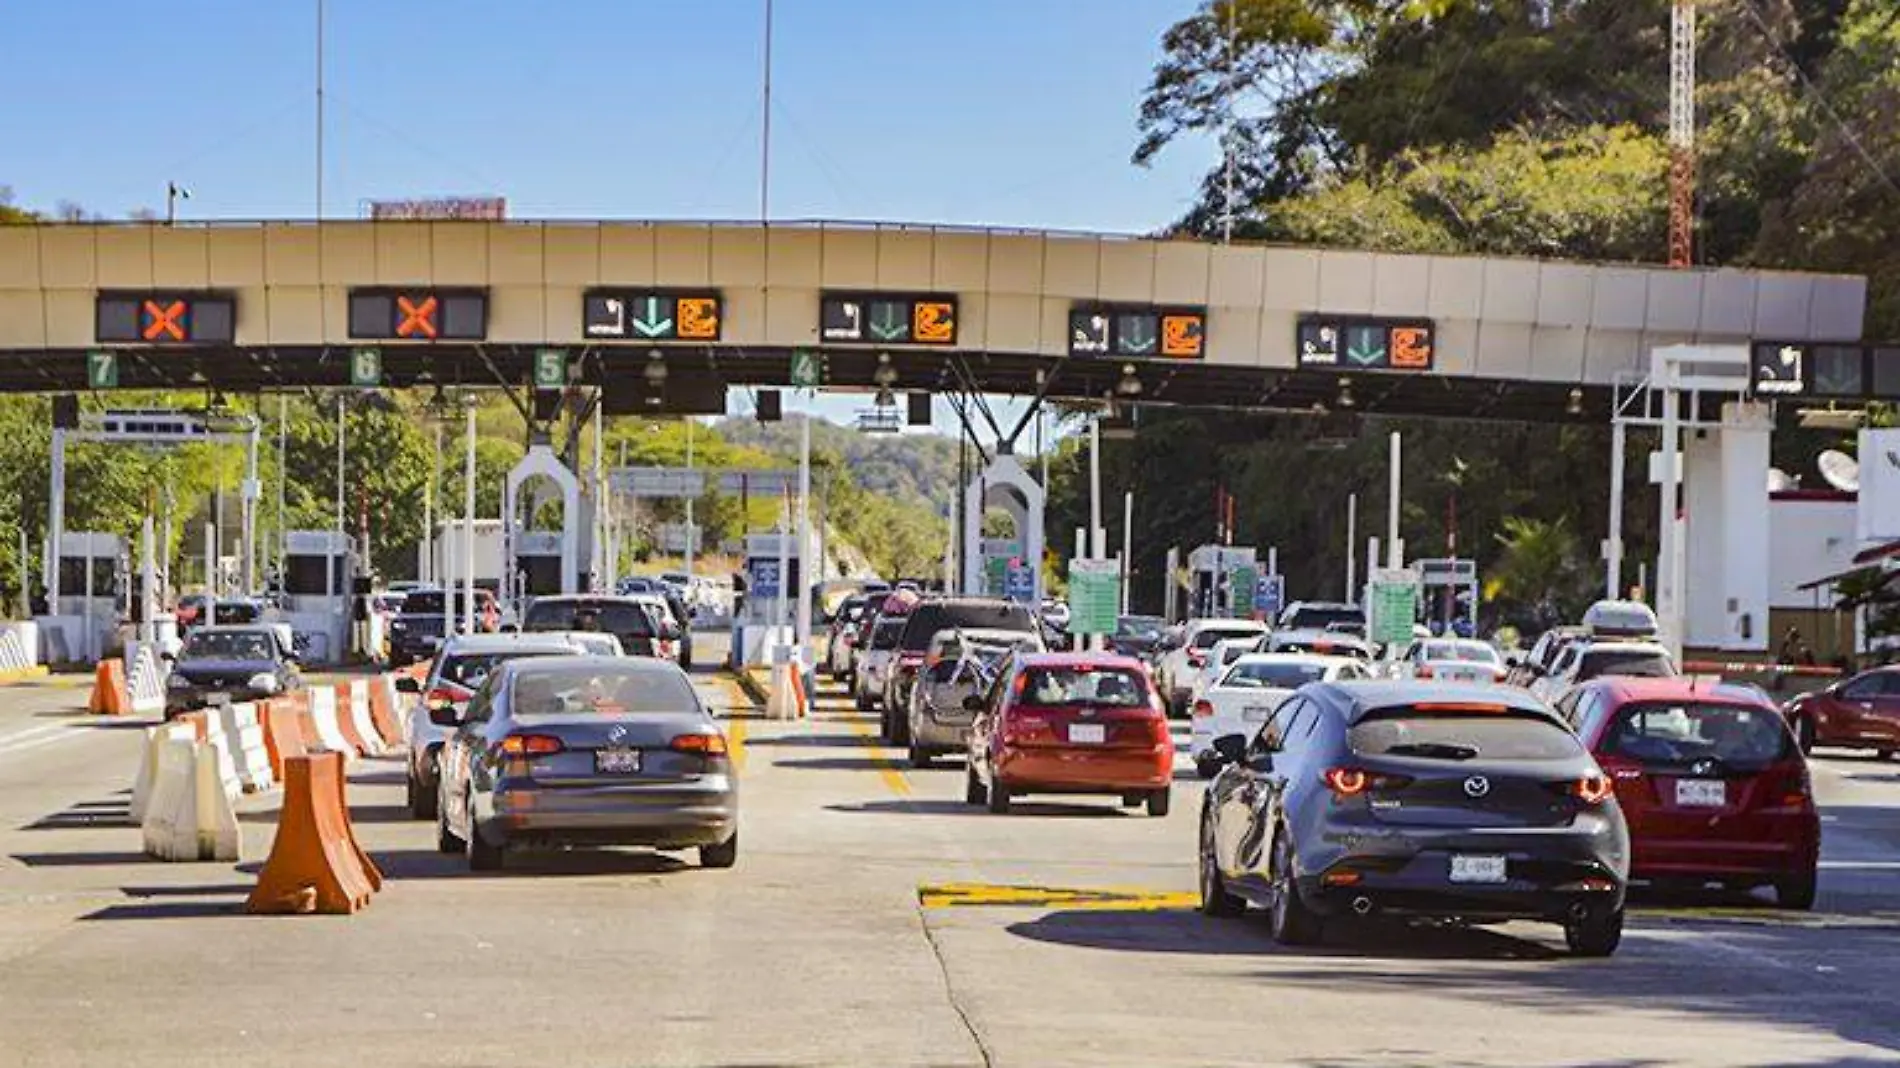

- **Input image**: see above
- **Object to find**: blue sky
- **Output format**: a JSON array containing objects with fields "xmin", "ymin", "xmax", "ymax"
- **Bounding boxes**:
[{"xmin": 0, "ymin": 0, "xmax": 1215, "ymax": 431}]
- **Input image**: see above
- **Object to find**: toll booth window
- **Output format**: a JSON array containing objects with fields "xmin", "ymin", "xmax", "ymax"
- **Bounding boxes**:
[
  {"xmin": 57, "ymin": 559, "xmax": 86, "ymax": 595},
  {"xmin": 285, "ymin": 556, "xmax": 331, "ymax": 596}
]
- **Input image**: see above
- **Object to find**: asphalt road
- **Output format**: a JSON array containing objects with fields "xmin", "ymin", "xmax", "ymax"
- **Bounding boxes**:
[{"xmin": 2, "ymin": 642, "xmax": 1899, "ymax": 1067}]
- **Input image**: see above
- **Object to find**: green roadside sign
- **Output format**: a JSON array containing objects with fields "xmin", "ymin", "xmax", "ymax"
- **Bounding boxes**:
[
  {"xmin": 86, "ymin": 350, "xmax": 118, "ymax": 390},
  {"xmin": 349, "ymin": 346, "xmax": 382, "ymax": 388},
  {"xmin": 1368, "ymin": 569, "xmax": 1420, "ymax": 646},
  {"xmin": 790, "ymin": 347, "xmax": 823, "ymax": 388},
  {"xmin": 1229, "ymin": 564, "xmax": 1258, "ymax": 618},
  {"xmin": 533, "ymin": 348, "xmax": 567, "ymax": 390},
  {"xmin": 1067, "ymin": 557, "xmax": 1121, "ymax": 636}
]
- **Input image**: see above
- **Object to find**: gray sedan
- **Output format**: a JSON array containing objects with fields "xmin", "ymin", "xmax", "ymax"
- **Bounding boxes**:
[{"xmin": 434, "ymin": 656, "xmax": 738, "ymax": 871}]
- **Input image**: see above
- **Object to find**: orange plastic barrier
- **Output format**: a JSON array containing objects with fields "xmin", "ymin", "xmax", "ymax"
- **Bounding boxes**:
[
  {"xmin": 368, "ymin": 677, "xmax": 404, "ymax": 749},
  {"xmin": 88, "ymin": 659, "xmax": 129, "ymax": 715},
  {"xmin": 246, "ymin": 752, "xmax": 381, "ymax": 915},
  {"xmin": 332, "ymin": 682, "xmax": 371, "ymax": 755},
  {"xmin": 259, "ymin": 700, "xmax": 311, "ymax": 782}
]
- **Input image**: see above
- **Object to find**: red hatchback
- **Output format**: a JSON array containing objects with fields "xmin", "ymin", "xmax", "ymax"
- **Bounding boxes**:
[
  {"xmin": 1556, "ymin": 678, "xmax": 1819, "ymax": 908},
  {"xmin": 1781, "ymin": 667, "xmax": 1900, "ymax": 758},
  {"xmin": 964, "ymin": 653, "xmax": 1175, "ymax": 817}
]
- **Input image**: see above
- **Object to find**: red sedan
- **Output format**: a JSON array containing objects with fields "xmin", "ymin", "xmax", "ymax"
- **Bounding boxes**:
[
  {"xmin": 1782, "ymin": 667, "xmax": 1900, "ymax": 758},
  {"xmin": 1558, "ymin": 677, "xmax": 1819, "ymax": 908},
  {"xmin": 964, "ymin": 652, "xmax": 1174, "ymax": 817}
]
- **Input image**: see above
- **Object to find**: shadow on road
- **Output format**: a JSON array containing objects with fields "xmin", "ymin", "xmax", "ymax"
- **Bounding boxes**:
[
  {"xmin": 82, "ymin": 900, "xmax": 246, "ymax": 921},
  {"xmin": 828, "ymin": 798, "xmax": 1142, "ymax": 819},
  {"xmin": 370, "ymin": 846, "xmax": 694, "ymax": 880},
  {"xmin": 744, "ymin": 733, "xmax": 887, "ymax": 751},
  {"xmin": 1003, "ymin": 908, "xmax": 1565, "ymax": 961},
  {"xmin": 772, "ymin": 755, "xmax": 910, "ymax": 773},
  {"xmin": 9, "ymin": 850, "xmax": 152, "ymax": 867},
  {"xmin": 21, "ymin": 797, "xmax": 134, "ymax": 831}
]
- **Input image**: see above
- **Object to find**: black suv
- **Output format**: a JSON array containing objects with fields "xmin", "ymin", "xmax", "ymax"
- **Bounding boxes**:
[
  {"xmin": 880, "ymin": 597, "xmax": 1036, "ymax": 744},
  {"xmin": 388, "ymin": 588, "xmax": 500, "ymax": 666},
  {"xmin": 522, "ymin": 595, "xmax": 666, "ymax": 658}
]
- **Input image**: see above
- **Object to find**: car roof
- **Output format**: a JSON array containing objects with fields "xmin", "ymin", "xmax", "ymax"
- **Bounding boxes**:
[
  {"xmin": 442, "ymin": 633, "xmax": 579, "ymax": 654},
  {"xmin": 1310, "ymin": 680, "xmax": 1553, "ymax": 724},
  {"xmin": 932, "ymin": 627, "xmax": 1037, "ymax": 642},
  {"xmin": 1016, "ymin": 651, "xmax": 1145, "ymax": 670},
  {"xmin": 499, "ymin": 654, "xmax": 683, "ymax": 678},
  {"xmin": 530, "ymin": 594, "xmax": 644, "ymax": 605},
  {"xmin": 1286, "ymin": 601, "xmax": 1359, "ymax": 612},
  {"xmin": 1231, "ymin": 652, "xmax": 1356, "ymax": 668},
  {"xmin": 1189, "ymin": 618, "xmax": 1267, "ymax": 631},
  {"xmin": 190, "ymin": 624, "xmax": 276, "ymax": 635},
  {"xmin": 1575, "ymin": 640, "xmax": 1671, "ymax": 656},
  {"xmin": 1586, "ymin": 676, "xmax": 1773, "ymax": 707}
]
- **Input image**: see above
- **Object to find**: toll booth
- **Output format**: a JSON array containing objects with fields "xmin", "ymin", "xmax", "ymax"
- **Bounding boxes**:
[
  {"xmin": 737, "ymin": 532, "xmax": 801, "ymax": 666},
  {"xmin": 1413, "ymin": 557, "xmax": 1479, "ymax": 637},
  {"xmin": 516, "ymin": 531, "xmax": 566, "ymax": 597},
  {"xmin": 42, "ymin": 532, "xmax": 126, "ymax": 663},
  {"xmin": 1187, "ymin": 545, "xmax": 1258, "ymax": 620},
  {"xmin": 281, "ymin": 530, "xmax": 353, "ymax": 665},
  {"xmin": 502, "ymin": 445, "xmax": 585, "ymax": 607}
]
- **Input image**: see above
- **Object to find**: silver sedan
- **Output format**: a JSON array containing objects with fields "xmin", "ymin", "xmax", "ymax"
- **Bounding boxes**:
[{"xmin": 435, "ymin": 656, "xmax": 738, "ymax": 871}]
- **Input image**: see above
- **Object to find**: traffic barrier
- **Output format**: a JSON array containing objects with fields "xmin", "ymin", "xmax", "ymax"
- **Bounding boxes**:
[
  {"xmin": 0, "ymin": 626, "xmax": 43, "ymax": 682},
  {"xmin": 247, "ymin": 751, "xmax": 381, "ymax": 915},
  {"xmin": 130, "ymin": 720, "xmax": 196, "ymax": 824},
  {"xmin": 340, "ymin": 680, "xmax": 387, "ymax": 757},
  {"xmin": 306, "ymin": 687, "xmax": 356, "ymax": 761},
  {"xmin": 367, "ymin": 674, "xmax": 404, "ymax": 749},
  {"xmin": 330, "ymin": 682, "xmax": 372, "ymax": 756},
  {"xmin": 216, "ymin": 703, "xmax": 276, "ymax": 794},
  {"xmin": 258, "ymin": 699, "xmax": 311, "ymax": 782},
  {"xmin": 88, "ymin": 658, "xmax": 129, "ymax": 715},
  {"xmin": 123, "ymin": 643, "xmax": 167, "ymax": 717},
  {"xmin": 766, "ymin": 656, "xmax": 809, "ymax": 720},
  {"xmin": 141, "ymin": 736, "xmax": 242, "ymax": 862}
]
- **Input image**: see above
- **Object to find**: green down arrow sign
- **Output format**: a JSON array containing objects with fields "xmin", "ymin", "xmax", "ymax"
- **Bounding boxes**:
[
  {"xmin": 631, "ymin": 297, "xmax": 675, "ymax": 339},
  {"xmin": 868, "ymin": 302, "xmax": 909, "ymax": 342}
]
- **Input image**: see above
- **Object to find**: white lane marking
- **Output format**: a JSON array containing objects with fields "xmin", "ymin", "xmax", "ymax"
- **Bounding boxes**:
[
  {"xmin": 0, "ymin": 722, "xmax": 86, "ymax": 760},
  {"xmin": 0, "ymin": 722, "xmax": 71, "ymax": 748},
  {"xmin": 1819, "ymin": 861, "xmax": 1900, "ymax": 870}
]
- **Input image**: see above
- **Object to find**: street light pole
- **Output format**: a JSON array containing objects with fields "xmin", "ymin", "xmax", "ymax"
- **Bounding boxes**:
[{"xmin": 463, "ymin": 397, "xmax": 477, "ymax": 636}]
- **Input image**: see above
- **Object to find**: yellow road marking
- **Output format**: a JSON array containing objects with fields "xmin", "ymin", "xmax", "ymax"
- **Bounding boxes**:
[
  {"xmin": 1632, "ymin": 906, "xmax": 1900, "ymax": 929},
  {"xmin": 918, "ymin": 882, "xmax": 1196, "ymax": 911},
  {"xmin": 726, "ymin": 717, "xmax": 747, "ymax": 773},
  {"xmin": 841, "ymin": 711, "xmax": 912, "ymax": 797}
]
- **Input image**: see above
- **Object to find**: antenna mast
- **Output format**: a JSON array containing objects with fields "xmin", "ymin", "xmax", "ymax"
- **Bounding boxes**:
[{"xmin": 1667, "ymin": 0, "xmax": 1695, "ymax": 267}]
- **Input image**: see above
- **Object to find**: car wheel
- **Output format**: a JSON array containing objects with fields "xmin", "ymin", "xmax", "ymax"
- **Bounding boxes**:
[
  {"xmin": 1146, "ymin": 789, "xmax": 1172, "ymax": 818},
  {"xmin": 986, "ymin": 779, "xmax": 1012, "ymax": 815},
  {"xmin": 1120, "ymin": 793, "xmax": 1144, "ymax": 808},
  {"xmin": 1268, "ymin": 830, "xmax": 1324, "ymax": 947},
  {"xmin": 466, "ymin": 796, "xmax": 505, "ymax": 872},
  {"xmin": 1194, "ymin": 756, "xmax": 1220, "ymax": 780},
  {"xmin": 699, "ymin": 830, "xmax": 739, "ymax": 869},
  {"xmin": 890, "ymin": 708, "xmax": 911, "ymax": 746},
  {"xmin": 1794, "ymin": 715, "xmax": 1816, "ymax": 755},
  {"xmin": 908, "ymin": 742, "xmax": 933, "ymax": 769},
  {"xmin": 964, "ymin": 763, "xmax": 987, "ymax": 806},
  {"xmin": 1199, "ymin": 816, "xmax": 1244, "ymax": 918},
  {"xmin": 1776, "ymin": 866, "xmax": 1818, "ymax": 910},
  {"xmin": 1563, "ymin": 902, "xmax": 1624, "ymax": 957},
  {"xmin": 435, "ymin": 794, "xmax": 463, "ymax": 855},
  {"xmin": 854, "ymin": 688, "xmax": 872, "ymax": 712},
  {"xmin": 407, "ymin": 769, "xmax": 438, "ymax": 821}
]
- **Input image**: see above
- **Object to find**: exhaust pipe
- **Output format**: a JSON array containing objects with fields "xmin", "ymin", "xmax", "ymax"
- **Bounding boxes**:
[{"xmin": 1351, "ymin": 895, "xmax": 1375, "ymax": 916}]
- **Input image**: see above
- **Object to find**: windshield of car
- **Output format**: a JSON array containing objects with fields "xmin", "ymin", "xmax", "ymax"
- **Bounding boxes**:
[
  {"xmin": 1287, "ymin": 606, "xmax": 1364, "ymax": 631},
  {"xmin": 401, "ymin": 591, "xmax": 489, "ymax": 616},
  {"xmin": 1017, "ymin": 667, "xmax": 1151, "ymax": 708},
  {"xmin": 1350, "ymin": 707, "xmax": 1583, "ymax": 761},
  {"xmin": 1577, "ymin": 649, "xmax": 1675, "ymax": 681},
  {"xmin": 182, "ymin": 631, "xmax": 275, "ymax": 661},
  {"xmin": 206, "ymin": 602, "xmax": 261, "ymax": 624},
  {"xmin": 1115, "ymin": 615, "xmax": 1165, "ymax": 638},
  {"xmin": 441, "ymin": 651, "xmax": 555, "ymax": 690},
  {"xmin": 509, "ymin": 666, "xmax": 699, "ymax": 718},
  {"xmin": 1601, "ymin": 701, "xmax": 1791, "ymax": 770},
  {"xmin": 1211, "ymin": 643, "xmax": 1253, "ymax": 669},
  {"xmin": 1423, "ymin": 641, "xmax": 1500, "ymax": 664},
  {"xmin": 522, "ymin": 600, "xmax": 656, "ymax": 637},
  {"xmin": 1220, "ymin": 661, "xmax": 1328, "ymax": 690},
  {"xmin": 870, "ymin": 619, "xmax": 905, "ymax": 650},
  {"xmin": 902, "ymin": 602, "xmax": 1035, "ymax": 650},
  {"xmin": 1192, "ymin": 626, "xmax": 1261, "ymax": 649}
]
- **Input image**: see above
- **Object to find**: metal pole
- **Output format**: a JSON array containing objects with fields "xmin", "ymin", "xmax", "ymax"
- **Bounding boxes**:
[
  {"xmin": 463, "ymin": 400, "xmax": 477, "ymax": 635},
  {"xmin": 213, "ymin": 468, "xmax": 225, "ymax": 587},
  {"xmin": 1345, "ymin": 492, "xmax": 1357, "ymax": 601},
  {"xmin": 139, "ymin": 515, "xmax": 155, "ymax": 644},
  {"xmin": 684, "ymin": 418, "xmax": 695, "ymax": 583},
  {"xmin": 203, "ymin": 520, "xmax": 218, "ymax": 621},
  {"xmin": 242, "ymin": 421, "xmax": 259, "ymax": 594},
  {"xmin": 1089, "ymin": 414, "xmax": 1104, "ymax": 651},
  {"xmin": 18, "ymin": 527, "xmax": 29, "ymax": 620},
  {"xmin": 334, "ymin": 394, "xmax": 346, "ymax": 539},
  {"xmin": 276, "ymin": 395, "xmax": 287, "ymax": 581},
  {"xmin": 425, "ymin": 420, "xmax": 439, "ymax": 583},
  {"xmin": 1121, "ymin": 491, "xmax": 1133, "ymax": 614},
  {"xmin": 759, "ymin": 0, "xmax": 773, "ymax": 223},
  {"xmin": 1607, "ymin": 417, "xmax": 1626, "ymax": 599},
  {"xmin": 48, "ymin": 426, "xmax": 64, "ymax": 603},
  {"xmin": 1659, "ymin": 378, "xmax": 1682, "ymax": 660},
  {"xmin": 1387, "ymin": 431, "xmax": 1401, "ymax": 569},
  {"xmin": 795, "ymin": 414, "xmax": 812, "ymax": 657},
  {"xmin": 592, "ymin": 396, "xmax": 605, "ymax": 591}
]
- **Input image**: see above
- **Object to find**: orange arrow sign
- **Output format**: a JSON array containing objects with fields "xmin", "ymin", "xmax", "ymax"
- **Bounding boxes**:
[{"xmin": 913, "ymin": 301, "xmax": 956, "ymax": 345}]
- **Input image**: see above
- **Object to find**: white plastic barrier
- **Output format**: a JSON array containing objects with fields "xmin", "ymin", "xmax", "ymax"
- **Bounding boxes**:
[
  {"xmin": 343, "ymin": 680, "xmax": 387, "ymax": 757},
  {"xmin": 140, "ymin": 737, "xmax": 241, "ymax": 862},
  {"xmin": 0, "ymin": 621, "xmax": 40, "ymax": 666},
  {"xmin": 130, "ymin": 721, "xmax": 196, "ymax": 824},
  {"xmin": 766, "ymin": 649, "xmax": 809, "ymax": 721},
  {"xmin": 215, "ymin": 703, "xmax": 276, "ymax": 793},
  {"xmin": 307, "ymin": 686, "xmax": 356, "ymax": 760},
  {"xmin": 123, "ymin": 642, "xmax": 167, "ymax": 717},
  {"xmin": 0, "ymin": 626, "xmax": 35, "ymax": 672}
]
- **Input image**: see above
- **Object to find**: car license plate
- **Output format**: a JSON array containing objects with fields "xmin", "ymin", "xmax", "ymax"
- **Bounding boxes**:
[
  {"xmin": 203, "ymin": 691, "xmax": 230, "ymax": 706},
  {"xmin": 1069, "ymin": 723, "xmax": 1106, "ymax": 744},
  {"xmin": 595, "ymin": 748, "xmax": 641, "ymax": 774},
  {"xmin": 1675, "ymin": 779, "xmax": 1726, "ymax": 807},
  {"xmin": 1449, "ymin": 854, "xmax": 1508, "ymax": 884},
  {"xmin": 1243, "ymin": 705, "xmax": 1275, "ymax": 722}
]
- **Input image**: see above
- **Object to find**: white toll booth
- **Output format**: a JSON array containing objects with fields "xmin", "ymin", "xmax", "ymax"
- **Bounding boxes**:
[
  {"xmin": 41, "ymin": 531, "xmax": 125, "ymax": 664},
  {"xmin": 737, "ymin": 532, "xmax": 801, "ymax": 666},
  {"xmin": 1186, "ymin": 545, "xmax": 1258, "ymax": 620},
  {"xmin": 281, "ymin": 530, "xmax": 353, "ymax": 665}
]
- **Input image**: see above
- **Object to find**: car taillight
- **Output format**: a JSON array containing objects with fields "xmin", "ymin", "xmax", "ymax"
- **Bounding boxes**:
[
  {"xmin": 1321, "ymin": 766, "xmax": 1412, "ymax": 798},
  {"xmin": 500, "ymin": 734, "xmax": 565, "ymax": 756},
  {"xmin": 670, "ymin": 733, "xmax": 729, "ymax": 756},
  {"xmin": 659, "ymin": 640, "xmax": 675, "ymax": 658},
  {"xmin": 1186, "ymin": 649, "xmax": 1207, "ymax": 666},
  {"xmin": 1192, "ymin": 700, "xmax": 1214, "ymax": 719},
  {"xmin": 1415, "ymin": 664, "xmax": 1434, "ymax": 679},
  {"xmin": 1572, "ymin": 774, "xmax": 1614, "ymax": 805},
  {"xmin": 1770, "ymin": 762, "xmax": 1813, "ymax": 809},
  {"xmin": 424, "ymin": 688, "xmax": 461, "ymax": 709}
]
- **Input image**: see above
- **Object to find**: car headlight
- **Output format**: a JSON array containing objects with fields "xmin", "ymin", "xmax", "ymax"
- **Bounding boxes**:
[
  {"xmin": 166, "ymin": 674, "xmax": 191, "ymax": 689},
  {"xmin": 247, "ymin": 673, "xmax": 281, "ymax": 693}
]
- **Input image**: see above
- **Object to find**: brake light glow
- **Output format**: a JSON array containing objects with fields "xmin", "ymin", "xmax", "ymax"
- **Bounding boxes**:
[
  {"xmin": 424, "ymin": 687, "xmax": 463, "ymax": 708},
  {"xmin": 1572, "ymin": 774, "xmax": 1614, "ymax": 804},
  {"xmin": 1324, "ymin": 767, "xmax": 1370, "ymax": 796},
  {"xmin": 670, "ymin": 733, "xmax": 729, "ymax": 756},
  {"xmin": 1415, "ymin": 664, "xmax": 1434, "ymax": 679},
  {"xmin": 1192, "ymin": 700, "xmax": 1214, "ymax": 720},
  {"xmin": 500, "ymin": 734, "xmax": 565, "ymax": 756}
]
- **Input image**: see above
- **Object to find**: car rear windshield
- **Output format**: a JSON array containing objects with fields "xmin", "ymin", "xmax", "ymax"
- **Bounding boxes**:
[
  {"xmin": 442, "ymin": 650, "xmax": 556, "ymax": 689},
  {"xmin": 183, "ymin": 631, "xmax": 275, "ymax": 661},
  {"xmin": 510, "ymin": 667, "xmax": 698, "ymax": 718},
  {"xmin": 871, "ymin": 620, "xmax": 906, "ymax": 650},
  {"xmin": 206, "ymin": 602, "xmax": 261, "ymax": 624},
  {"xmin": 1578, "ymin": 650, "xmax": 1675, "ymax": 680},
  {"xmin": 522, "ymin": 600, "xmax": 655, "ymax": 637},
  {"xmin": 902, "ymin": 603, "xmax": 1035, "ymax": 650},
  {"xmin": 402, "ymin": 591, "xmax": 489, "ymax": 615},
  {"xmin": 1350, "ymin": 707, "xmax": 1583, "ymax": 761},
  {"xmin": 1116, "ymin": 616, "xmax": 1165, "ymax": 638},
  {"xmin": 1601, "ymin": 701, "xmax": 1791, "ymax": 770},
  {"xmin": 1288, "ymin": 607, "xmax": 1364, "ymax": 631},
  {"xmin": 1423, "ymin": 642, "xmax": 1500, "ymax": 663},
  {"xmin": 1192, "ymin": 626, "xmax": 1261, "ymax": 649},
  {"xmin": 1222, "ymin": 661, "xmax": 1328, "ymax": 690},
  {"xmin": 1018, "ymin": 666, "xmax": 1151, "ymax": 708}
]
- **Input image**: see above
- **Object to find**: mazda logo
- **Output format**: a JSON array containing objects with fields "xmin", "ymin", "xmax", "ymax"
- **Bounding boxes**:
[{"xmin": 1463, "ymin": 775, "xmax": 1491, "ymax": 798}]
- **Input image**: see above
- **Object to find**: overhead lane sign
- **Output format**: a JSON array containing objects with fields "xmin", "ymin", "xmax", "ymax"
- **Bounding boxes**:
[
  {"xmin": 1297, "ymin": 316, "xmax": 1435, "ymax": 372},
  {"xmin": 821, "ymin": 293, "xmax": 957, "ymax": 346},
  {"xmin": 1749, "ymin": 342, "xmax": 1880, "ymax": 400},
  {"xmin": 1069, "ymin": 305, "xmax": 1206, "ymax": 359},
  {"xmin": 348, "ymin": 288, "xmax": 487, "ymax": 341},
  {"xmin": 96, "ymin": 292, "xmax": 236, "ymax": 345},
  {"xmin": 584, "ymin": 290, "xmax": 722, "ymax": 342}
]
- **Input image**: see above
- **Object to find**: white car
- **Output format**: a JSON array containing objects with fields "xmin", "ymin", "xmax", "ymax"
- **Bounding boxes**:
[
  {"xmin": 1528, "ymin": 639, "xmax": 1677, "ymax": 704},
  {"xmin": 1188, "ymin": 636, "xmax": 1265, "ymax": 707},
  {"xmin": 1155, "ymin": 618, "xmax": 1270, "ymax": 716},
  {"xmin": 629, "ymin": 593, "xmax": 689, "ymax": 667},
  {"xmin": 1189, "ymin": 653, "xmax": 1370, "ymax": 773},
  {"xmin": 1395, "ymin": 638, "xmax": 1508, "ymax": 683},
  {"xmin": 853, "ymin": 615, "xmax": 908, "ymax": 711}
]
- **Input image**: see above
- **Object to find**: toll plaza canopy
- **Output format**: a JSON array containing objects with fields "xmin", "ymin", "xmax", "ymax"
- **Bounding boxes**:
[{"xmin": 0, "ymin": 220, "xmax": 1868, "ymax": 421}]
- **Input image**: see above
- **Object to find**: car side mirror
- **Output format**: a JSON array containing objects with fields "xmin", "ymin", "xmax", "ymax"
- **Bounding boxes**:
[
  {"xmin": 661, "ymin": 622, "xmax": 683, "ymax": 641},
  {"xmin": 427, "ymin": 705, "xmax": 461, "ymax": 728},
  {"xmin": 159, "ymin": 650, "xmax": 176, "ymax": 663},
  {"xmin": 963, "ymin": 694, "xmax": 986, "ymax": 713},
  {"xmin": 1211, "ymin": 733, "xmax": 1248, "ymax": 766},
  {"xmin": 394, "ymin": 676, "xmax": 421, "ymax": 694}
]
